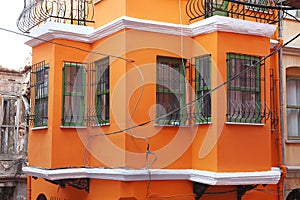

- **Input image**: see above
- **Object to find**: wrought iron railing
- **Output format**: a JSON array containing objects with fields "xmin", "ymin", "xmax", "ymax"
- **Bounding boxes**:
[
  {"xmin": 17, "ymin": 0, "xmax": 94, "ymax": 33},
  {"xmin": 186, "ymin": 0, "xmax": 284, "ymax": 23}
]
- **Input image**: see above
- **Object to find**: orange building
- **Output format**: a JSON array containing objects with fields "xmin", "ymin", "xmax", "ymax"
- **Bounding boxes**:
[{"xmin": 18, "ymin": 0, "xmax": 289, "ymax": 199}]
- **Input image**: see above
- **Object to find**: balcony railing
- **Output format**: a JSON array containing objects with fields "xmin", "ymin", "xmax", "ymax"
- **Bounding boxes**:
[
  {"xmin": 17, "ymin": 0, "xmax": 94, "ymax": 33},
  {"xmin": 186, "ymin": 0, "xmax": 284, "ymax": 23}
]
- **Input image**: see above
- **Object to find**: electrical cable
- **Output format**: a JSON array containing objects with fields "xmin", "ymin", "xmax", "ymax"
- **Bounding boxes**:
[
  {"xmin": 1, "ymin": 25, "xmax": 299, "ymax": 137},
  {"xmin": 88, "ymin": 32, "xmax": 300, "ymax": 137}
]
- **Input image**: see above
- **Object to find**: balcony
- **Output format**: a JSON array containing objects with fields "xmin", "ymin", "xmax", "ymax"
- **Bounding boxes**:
[
  {"xmin": 186, "ymin": 0, "xmax": 285, "ymax": 23},
  {"xmin": 17, "ymin": 0, "xmax": 94, "ymax": 33}
]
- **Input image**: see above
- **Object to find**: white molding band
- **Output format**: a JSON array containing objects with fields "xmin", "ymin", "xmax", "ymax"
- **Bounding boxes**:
[
  {"xmin": 23, "ymin": 166, "xmax": 281, "ymax": 185},
  {"xmin": 25, "ymin": 15, "xmax": 277, "ymax": 47}
]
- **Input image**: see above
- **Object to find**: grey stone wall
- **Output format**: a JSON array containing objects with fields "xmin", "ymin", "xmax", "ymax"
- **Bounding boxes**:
[{"xmin": 0, "ymin": 67, "xmax": 30, "ymax": 200}]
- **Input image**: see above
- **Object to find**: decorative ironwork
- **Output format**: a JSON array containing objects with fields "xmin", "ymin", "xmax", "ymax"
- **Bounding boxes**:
[
  {"xmin": 62, "ymin": 62, "xmax": 87, "ymax": 127},
  {"xmin": 226, "ymin": 53, "xmax": 271, "ymax": 124},
  {"xmin": 186, "ymin": 0, "xmax": 289, "ymax": 23},
  {"xmin": 30, "ymin": 60, "xmax": 49, "ymax": 127},
  {"xmin": 17, "ymin": 0, "xmax": 94, "ymax": 33},
  {"xmin": 193, "ymin": 183, "xmax": 209, "ymax": 200},
  {"xmin": 87, "ymin": 57, "xmax": 110, "ymax": 126},
  {"xmin": 156, "ymin": 56, "xmax": 188, "ymax": 126},
  {"xmin": 46, "ymin": 178, "xmax": 90, "ymax": 192},
  {"xmin": 190, "ymin": 55, "xmax": 212, "ymax": 124},
  {"xmin": 237, "ymin": 185, "xmax": 258, "ymax": 200}
]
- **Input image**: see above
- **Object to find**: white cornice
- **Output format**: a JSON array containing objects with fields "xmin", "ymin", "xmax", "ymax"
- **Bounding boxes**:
[
  {"xmin": 25, "ymin": 16, "xmax": 277, "ymax": 47},
  {"xmin": 23, "ymin": 166, "xmax": 281, "ymax": 185}
]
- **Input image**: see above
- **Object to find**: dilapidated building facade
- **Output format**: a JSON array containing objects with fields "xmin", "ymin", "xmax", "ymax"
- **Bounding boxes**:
[{"xmin": 0, "ymin": 67, "xmax": 30, "ymax": 200}]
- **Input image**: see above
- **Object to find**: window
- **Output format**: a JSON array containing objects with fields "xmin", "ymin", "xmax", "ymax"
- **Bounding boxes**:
[
  {"xmin": 62, "ymin": 62, "xmax": 86, "ymax": 126},
  {"xmin": 286, "ymin": 77, "xmax": 300, "ymax": 139},
  {"xmin": 94, "ymin": 57, "xmax": 110, "ymax": 125},
  {"xmin": 156, "ymin": 56, "xmax": 186, "ymax": 125},
  {"xmin": 31, "ymin": 62, "xmax": 49, "ymax": 127},
  {"xmin": 195, "ymin": 54, "xmax": 211, "ymax": 123},
  {"xmin": 226, "ymin": 53, "xmax": 261, "ymax": 123}
]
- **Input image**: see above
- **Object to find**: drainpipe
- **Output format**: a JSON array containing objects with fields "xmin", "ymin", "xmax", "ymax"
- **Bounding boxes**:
[{"xmin": 278, "ymin": 8, "xmax": 287, "ymax": 200}]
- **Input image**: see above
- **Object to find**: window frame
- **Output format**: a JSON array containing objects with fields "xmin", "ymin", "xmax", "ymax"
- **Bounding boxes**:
[
  {"xmin": 156, "ymin": 56, "xmax": 187, "ymax": 126},
  {"xmin": 195, "ymin": 54, "xmax": 212, "ymax": 123},
  {"xmin": 62, "ymin": 62, "xmax": 86, "ymax": 127},
  {"xmin": 94, "ymin": 57, "xmax": 110, "ymax": 126},
  {"xmin": 226, "ymin": 53, "xmax": 262, "ymax": 124},
  {"xmin": 286, "ymin": 77, "xmax": 300, "ymax": 139},
  {"xmin": 31, "ymin": 63, "xmax": 49, "ymax": 127}
]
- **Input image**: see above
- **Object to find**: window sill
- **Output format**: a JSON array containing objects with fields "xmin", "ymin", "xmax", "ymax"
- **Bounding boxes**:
[
  {"xmin": 93, "ymin": 0, "xmax": 102, "ymax": 5},
  {"xmin": 286, "ymin": 139, "xmax": 300, "ymax": 144},
  {"xmin": 60, "ymin": 126, "xmax": 87, "ymax": 129},
  {"xmin": 225, "ymin": 122, "xmax": 265, "ymax": 126},
  {"xmin": 92, "ymin": 123, "xmax": 110, "ymax": 127},
  {"xmin": 195, "ymin": 122, "xmax": 212, "ymax": 125},
  {"xmin": 154, "ymin": 124, "xmax": 189, "ymax": 127},
  {"xmin": 31, "ymin": 126, "xmax": 48, "ymax": 131}
]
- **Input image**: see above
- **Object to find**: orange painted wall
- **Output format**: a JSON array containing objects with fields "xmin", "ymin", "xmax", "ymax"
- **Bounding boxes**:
[
  {"xmin": 93, "ymin": 0, "xmax": 126, "ymax": 28},
  {"xmin": 29, "ymin": 29, "xmax": 277, "ymax": 172},
  {"xmin": 29, "ymin": 42, "xmax": 54, "ymax": 168},
  {"xmin": 30, "ymin": 177, "xmax": 279, "ymax": 200},
  {"xmin": 126, "ymin": 0, "xmax": 190, "ymax": 25}
]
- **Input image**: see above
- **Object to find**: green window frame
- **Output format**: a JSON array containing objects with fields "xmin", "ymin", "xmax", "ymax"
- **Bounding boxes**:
[
  {"xmin": 62, "ymin": 62, "xmax": 86, "ymax": 126},
  {"xmin": 226, "ymin": 53, "xmax": 261, "ymax": 123},
  {"xmin": 195, "ymin": 54, "xmax": 211, "ymax": 123},
  {"xmin": 94, "ymin": 57, "xmax": 110, "ymax": 125},
  {"xmin": 286, "ymin": 77, "xmax": 300, "ymax": 139},
  {"xmin": 31, "ymin": 62, "xmax": 49, "ymax": 127},
  {"xmin": 156, "ymin": 56, "xmax": 187, "ymax": 126}
]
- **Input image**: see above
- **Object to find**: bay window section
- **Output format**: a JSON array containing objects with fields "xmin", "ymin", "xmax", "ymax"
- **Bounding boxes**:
[
  {"xmin": 156, "ymin": 56, "xmax": 187, "ymax": 126},
  {"xmin": 62, "ymin": 62, "xmax": 86, "ymax": 126}
]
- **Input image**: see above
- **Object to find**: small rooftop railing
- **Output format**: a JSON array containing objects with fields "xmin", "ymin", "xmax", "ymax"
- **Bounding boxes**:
[
  {"xmin": 17, "ymin": 0, "xmax": 94, "ymax": 33},
  {"xmin": 186, "ymin": 0, "xmax": 290, "ymax": 23}
]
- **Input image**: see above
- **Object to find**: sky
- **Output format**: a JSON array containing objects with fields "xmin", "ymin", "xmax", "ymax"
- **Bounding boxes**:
[{"xmin": 0, "ymin": 1, "xmax": 31, "ymax": 70}]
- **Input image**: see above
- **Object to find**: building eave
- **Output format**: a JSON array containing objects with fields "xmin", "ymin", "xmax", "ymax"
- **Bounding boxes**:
[
  {"xmin": 25, "ymin": 16, "xmax": 277, "ymax": 48},
  {"xmin": 23, "ymin": 166, "xmax": 281, "ymax": 185}
]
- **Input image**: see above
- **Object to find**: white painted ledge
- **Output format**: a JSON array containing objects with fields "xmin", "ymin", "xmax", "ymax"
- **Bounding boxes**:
[
  {"xmin": 25, "ymin": 15, "xmax": 277, "ymax": 48},
  {"xmin": 23, "ymin": 166, "xmax": 281, "ymax": 185}
]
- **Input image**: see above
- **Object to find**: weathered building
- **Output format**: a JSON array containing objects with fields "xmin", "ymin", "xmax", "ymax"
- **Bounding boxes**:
[{"xmin": 0, "ymin": 67, "xmax": 30, "ymax": 200}]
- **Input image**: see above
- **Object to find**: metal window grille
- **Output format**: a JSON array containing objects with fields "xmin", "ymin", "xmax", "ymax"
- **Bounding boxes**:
[
  {"xmin": 30, "ymin": 61, "xmax": 49, "ymax": 127},
  {"xmin": 194, "ymin": 55, "xmax": 212, "ymax": 123},
  {"xmin": 226, "ymin": 53, "xmax": 265, "ymax": 123},
  {"xmin": 62, "ymin": 62, "xmax": 86, "ymax": 126},
  {"xmin": 156, "ymin": 56, "xmax": 187, "ymax": 126},
  {"xmin": 88, "ymin": 57, "xmax": 110, "ymax": 126}
]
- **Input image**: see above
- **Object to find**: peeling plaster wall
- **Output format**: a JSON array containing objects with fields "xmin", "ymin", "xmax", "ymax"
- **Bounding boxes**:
[{"xmin": 0, "ymin": 68, "xmax": 29, "ymax": 200}]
